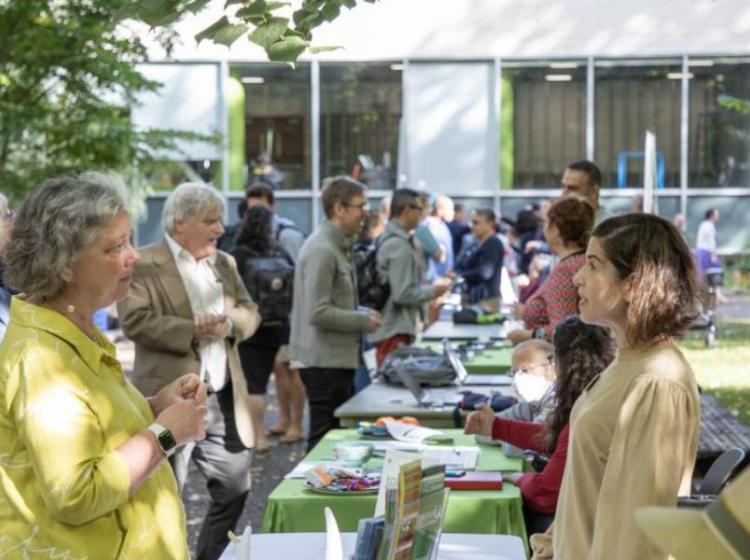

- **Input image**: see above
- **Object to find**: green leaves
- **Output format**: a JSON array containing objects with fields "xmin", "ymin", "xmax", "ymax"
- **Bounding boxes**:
[
  {"xmin": 268, "ymin": 35, "xmax": 308, "ymax": 63},
  {"xmin": 236, "ymin": 0, "xmax": 269, "ymax": 21},
  {"xmin": 171, "ymin": 1, "xmax": 378, "ymax": 62},
  {"xmin": 0, "ymin": 0, "xmax": 214, "ymax": 199},
  {"xmin": 195, "ymin": 16, "xmax": 248, "ymax": 48},
  {"xmin": 124, "ymin": 0, "xmax": 184, "ymax": 27},
  {"xmin": 248, "ymin": 16, "xmax": 289, "ymax": 50},
  {"xmin": 718, "ymin": 95, "xmax": 750, "ymax": 115}
]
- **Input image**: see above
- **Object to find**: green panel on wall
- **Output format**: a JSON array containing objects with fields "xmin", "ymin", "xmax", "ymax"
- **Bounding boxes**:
[
  {"xmin": 227, "ymin": 75, "xmax": 246, "ymax": 191},
  {"xmin": 501, "ymin": 74, "xmax": 513, "ymax": 190}
]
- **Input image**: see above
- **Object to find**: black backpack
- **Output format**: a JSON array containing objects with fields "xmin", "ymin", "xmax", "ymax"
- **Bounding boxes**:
[
  {"xmin": 237, "ymin": 247, "xmax": 294, "ymax": 323},
  {"xmin": 353, "ymin": 236, "xmax": 390, "ymax": 311}
]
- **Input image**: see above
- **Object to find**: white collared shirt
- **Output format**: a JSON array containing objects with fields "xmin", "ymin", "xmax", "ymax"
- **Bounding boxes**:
[{"xmin": 165, "ymin": 234, "xmax": 227, "ymax": 391}]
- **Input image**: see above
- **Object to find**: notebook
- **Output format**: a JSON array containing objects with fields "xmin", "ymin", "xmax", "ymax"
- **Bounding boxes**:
[{"xmin": 444, "ymin": 471, "xmax": 504, "ymax": 490}]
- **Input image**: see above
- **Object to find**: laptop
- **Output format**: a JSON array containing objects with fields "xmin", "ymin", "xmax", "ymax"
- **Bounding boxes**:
[
  {"xmin": 395, "ymin": 366, "xmax": 462, "ymax": 408},
  {"xmin": 443, "ymin": 340, "xmax": 512, "ymax": 386}
]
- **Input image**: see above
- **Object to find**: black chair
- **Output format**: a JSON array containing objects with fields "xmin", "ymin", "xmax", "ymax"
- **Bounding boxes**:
[
  {"xmin": 678, "ymin": 448, "xmax": 746, "ymax": 508},
  {"xmin": 698, "ymin": 447, "xmax": 746, "ymax": 495}
]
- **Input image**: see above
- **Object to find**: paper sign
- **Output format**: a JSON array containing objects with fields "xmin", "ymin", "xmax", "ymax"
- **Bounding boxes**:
[{"xmin": 385, "ymin": 422, "xmax": 444, "ymax": 444}]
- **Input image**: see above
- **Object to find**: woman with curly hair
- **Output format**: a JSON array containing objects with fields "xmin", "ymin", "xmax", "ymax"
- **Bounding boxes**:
[
  {"xmin": 509, "ymin": 196, "xmax": 594, "ymax": 345},
  {"xmin": 536, "ymin": 213, "xmax": 701, "ymax": 560},
  {"xmin": 465, "ymin": 315, "xmax": 616, "ymax": 536},
  {"xmin": 231, "ymin": 205, "xmax": 295, "ymax": 454}
]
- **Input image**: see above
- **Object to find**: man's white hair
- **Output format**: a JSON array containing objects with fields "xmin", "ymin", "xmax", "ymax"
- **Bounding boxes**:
[{"xmin": 162, "ymin": 182, "xmax": 225, "ymax": 234}]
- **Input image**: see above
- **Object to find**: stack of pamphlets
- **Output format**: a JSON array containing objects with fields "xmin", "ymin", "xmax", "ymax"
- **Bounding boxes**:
[
  {"xmin": 352, "ymin": 516, "xmax": 385, "ymax": 560},
  {"xmin": 353, "ymin": 450, "xmax": 450, "ymax": 560}
]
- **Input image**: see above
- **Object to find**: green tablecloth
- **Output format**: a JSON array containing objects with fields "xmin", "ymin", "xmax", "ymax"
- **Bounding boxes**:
[
  {"xmin": 418, "ymin": 341, "xmax": 514, "ymax": 374},
  {"xmin": 261, "ymin": 429, "xmax": 527, "ymax": 544}
]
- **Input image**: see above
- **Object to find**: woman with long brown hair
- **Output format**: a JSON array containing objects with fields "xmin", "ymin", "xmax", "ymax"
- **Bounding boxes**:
[{"xmin": 465, "ymin": 315, "xmax": 616, "ymax": 535}]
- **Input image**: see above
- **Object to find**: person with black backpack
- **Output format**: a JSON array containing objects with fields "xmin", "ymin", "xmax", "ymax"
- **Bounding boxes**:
[
  {"xmin": 231, "ymin": 205, "xmax": 295, "ymax": 454},
  {"xmin": 371, "ymin": 188, "xmax": 451, "ymax": 365},
  {"xmin": 243, "ymin": 182, "xmax": 306, "ymax": 444}
]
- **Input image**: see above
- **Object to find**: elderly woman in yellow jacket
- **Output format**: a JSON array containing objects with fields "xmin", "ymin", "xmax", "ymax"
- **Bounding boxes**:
[{"xmin": 0, "ymin": 173, "xmax": 206, "ymax": 559}]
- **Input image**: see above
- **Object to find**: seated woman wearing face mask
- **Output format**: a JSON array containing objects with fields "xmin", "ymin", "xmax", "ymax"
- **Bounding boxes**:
[{"xmin": 465, "ymin": 315, "xmax": 616, "ymax": 536}]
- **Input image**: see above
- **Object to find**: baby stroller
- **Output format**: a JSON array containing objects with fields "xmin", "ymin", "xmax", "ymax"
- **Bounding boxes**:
[{"xmin": 690, "ymin": 266, "xmax": 723, "ymax": 348}]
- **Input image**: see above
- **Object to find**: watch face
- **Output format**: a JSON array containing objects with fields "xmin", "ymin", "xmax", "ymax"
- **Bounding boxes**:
[{"xmin": 158, "ymin": 429, "xmax": 177, "ymax": 452}]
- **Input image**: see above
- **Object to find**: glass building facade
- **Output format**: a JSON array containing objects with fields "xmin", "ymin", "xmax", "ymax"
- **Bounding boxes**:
[{"xmin": 136, "ymin": 56, "xmax": 750, "ymax": 251}]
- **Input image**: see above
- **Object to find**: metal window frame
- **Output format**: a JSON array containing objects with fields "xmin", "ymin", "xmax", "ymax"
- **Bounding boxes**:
[{"xmin": 151, "ymin": 54, "xmax": 750, "ymax": 243}]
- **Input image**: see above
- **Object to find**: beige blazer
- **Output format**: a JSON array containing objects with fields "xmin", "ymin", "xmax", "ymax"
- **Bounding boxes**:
[{"xmin": 117, "ymin": 240, "xmax": 261, "ymax": 448}]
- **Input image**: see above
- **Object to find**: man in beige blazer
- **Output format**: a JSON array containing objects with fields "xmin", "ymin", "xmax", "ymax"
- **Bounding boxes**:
[{"xmin": 118, "ymin": 183, "xmax": 260, "ymax": 560}]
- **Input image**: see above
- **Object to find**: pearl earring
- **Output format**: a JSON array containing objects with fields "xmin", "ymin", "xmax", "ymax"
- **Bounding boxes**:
[{"xmin": 67, "ymin": 304, "xmax": 75, "ymax": 314}]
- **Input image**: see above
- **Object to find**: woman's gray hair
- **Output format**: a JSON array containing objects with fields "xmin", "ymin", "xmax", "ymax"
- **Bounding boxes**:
[
  {"xmin": 162, "ymin": 182, "xmax": 226, "ymax": 235},
  {"xmin": 4, "ymin": 172, "xmax": 128, "ymax": 302}
]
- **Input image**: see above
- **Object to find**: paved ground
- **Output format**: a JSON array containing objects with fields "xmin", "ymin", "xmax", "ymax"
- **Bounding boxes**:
[{"xmin": 113, "ymin": 294, "xmax": 750, "ymax": 557}]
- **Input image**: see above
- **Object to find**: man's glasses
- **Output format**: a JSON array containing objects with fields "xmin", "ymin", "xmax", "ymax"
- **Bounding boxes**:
[
  {"xmin": 408, "ymin": 203, "xmax": 424, "ymax": 212},
  {"xmin": 509, "ymin": 355, "xmax": 554, "ymax": 377},
  {"xmin": 342, "ymin": 202, "xmax": 369, "ymax": 212}
]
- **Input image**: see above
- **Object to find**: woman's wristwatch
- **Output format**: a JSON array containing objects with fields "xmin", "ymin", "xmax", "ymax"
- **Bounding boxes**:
[{"xmin": 146, "ymin": 423, "xmax": 177, "ymax": 457}]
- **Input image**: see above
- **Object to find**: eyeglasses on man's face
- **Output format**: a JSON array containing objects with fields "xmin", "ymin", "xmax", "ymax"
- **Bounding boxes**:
[
  {"xmin": 342, "ymin": 201, "xmax": 369, "ymax": 213},
  {"xmin": 509, "ymin": 355, "xmax": 554, "ymax": 377},
  {"xmin": 408, "ymin": 203, "xmax": 424, "ymax": 212}
]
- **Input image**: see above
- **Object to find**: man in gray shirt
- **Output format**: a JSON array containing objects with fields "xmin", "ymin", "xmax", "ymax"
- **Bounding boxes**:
[
  {"xmin": 371, "ymin": 188, "xmax": 450, "ymax": 365},
  {"xmin": 289, "ymin": 176, "xmax": 381, "ymax": 451}
]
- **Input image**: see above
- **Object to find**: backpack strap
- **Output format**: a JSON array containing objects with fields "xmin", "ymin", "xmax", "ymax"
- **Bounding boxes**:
[{"xmin": 275, "ymin": 220, "xmax": 302, "ymax": 242}]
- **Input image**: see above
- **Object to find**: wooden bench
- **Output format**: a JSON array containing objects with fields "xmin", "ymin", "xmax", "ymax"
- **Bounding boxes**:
[{"xmin": 698, "ymin": 393, "xmax": 750, "ymax": 466}]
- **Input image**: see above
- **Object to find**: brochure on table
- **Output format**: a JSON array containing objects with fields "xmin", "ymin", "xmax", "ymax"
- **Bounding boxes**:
[{"xmin": 360, "ymin": 449, "xmax": 449, "ymax": 560}]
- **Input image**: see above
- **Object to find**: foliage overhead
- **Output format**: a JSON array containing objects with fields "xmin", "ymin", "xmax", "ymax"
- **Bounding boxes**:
[
  {"xmin": 131, "ymin": 0, "xmax": 379, "ymax": 63},
  {"xmin": 0, "ymin": 1, "xmax": 213, "ymax": 200}
]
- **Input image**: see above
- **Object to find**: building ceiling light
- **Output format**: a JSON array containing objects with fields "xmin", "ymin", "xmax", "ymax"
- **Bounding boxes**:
[
  {"xmin": 545, "ymin": 74, "xmax": 573, "ymax": 82},
  {"xmin": 390, "ymin": 63, "xmax": 406, "ymax": 71},
  {"xmin": 241, "ymin": 76, "xmax": 265, "ymax": 84},
  {"xmin": 667, "ymin": 72, "xmax": 694, "ymax": 80},
  {"xmin": 688, "ymin": 59, "xmax": 715, "ymax": 67},
  {"xmin": 549, "ymin": 62, "xmax": 578, "ymax": 69}
]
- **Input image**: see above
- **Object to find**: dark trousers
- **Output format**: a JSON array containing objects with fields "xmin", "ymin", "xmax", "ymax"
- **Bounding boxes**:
[
  {"xmin": 299, "ymin": 367, "xmax": 355, "ymax": 452},
  {"xmin": 170, "ymin": 385, "xmax": 254, "ymax": 560},
  {"xmin": 523, "ymin": 503, "xmax": 555, "ymax": 540}
]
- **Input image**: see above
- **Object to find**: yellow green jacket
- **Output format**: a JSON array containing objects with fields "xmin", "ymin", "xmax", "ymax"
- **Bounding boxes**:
[{"xmin": 0, "ymin": 297, "xmax": 188, "ymax": 559}]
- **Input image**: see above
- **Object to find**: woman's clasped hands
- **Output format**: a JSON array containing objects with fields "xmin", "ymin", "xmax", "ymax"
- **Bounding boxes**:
[{"xmin": 150, "ymin": 373, "xmax": 209, "ymax": 446}]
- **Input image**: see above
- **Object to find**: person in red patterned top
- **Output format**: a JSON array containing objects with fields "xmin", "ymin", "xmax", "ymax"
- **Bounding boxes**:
[
  {"xmin": 465, "ymin": 315, "xmax": 616, "ymax": 537},
  {"xmin": 508, "ymin": 196, "xmax": 594, "ymax": 344}
]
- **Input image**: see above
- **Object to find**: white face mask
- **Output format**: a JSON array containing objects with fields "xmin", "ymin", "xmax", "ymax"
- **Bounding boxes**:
[{"xmin": 513, "ymin": 373, "xmax": 553, "ymax": 403}]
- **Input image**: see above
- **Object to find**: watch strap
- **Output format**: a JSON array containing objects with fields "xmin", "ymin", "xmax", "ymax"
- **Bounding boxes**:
[{"xmin": 146, "ymin": 423, "xmax": 176, "ymax": 457}]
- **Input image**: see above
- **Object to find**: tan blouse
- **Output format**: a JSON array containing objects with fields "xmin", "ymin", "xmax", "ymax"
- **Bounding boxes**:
[{"xmin": 550, "ymin": 339, "xmax": 700, "ymax": 560}]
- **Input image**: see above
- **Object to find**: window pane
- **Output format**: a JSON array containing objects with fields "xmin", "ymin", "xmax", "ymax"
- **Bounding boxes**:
[
  {"xmin": 321, "ymin": 63, "xmax": 402, "ymax": 190},
  {"xmin": 595, "ymin": 61, "xmax": 682, "ymax": 188},
  {"xmin": 689, "ymin": 58, "xmax": 750, "ymax": 188},
  {"xmin": 503, "ymin": 62, "xmax": 586, "ymax": 188},
  {"xmin": 235, "ymin": 63, "xmax": 311, "ymax": 190},
  {"xmin": 405, "ymin": 62, "xmax": 495, "ymax": 192}
]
